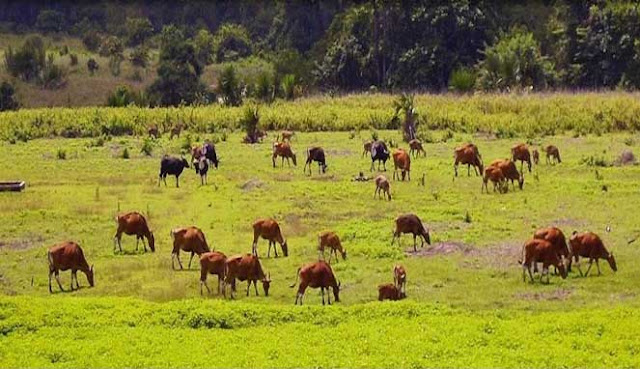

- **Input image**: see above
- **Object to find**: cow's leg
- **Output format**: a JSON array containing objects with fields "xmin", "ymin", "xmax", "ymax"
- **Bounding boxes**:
[
  {"xmin": 321, "ymin": 287, "xmax": 325, "ymax": 305},
  {"xmin": 246, "ymin": 281, "xmax": 251, "ymax": 296},
  {"xmin": 585, "ymin": 258, "xmax": 594, "ymax": 277},
  {"xmin": 142, "ymin": 237, "xmax": 148, "ymax": 252},
  {"xmin": 527, "ymin": 263, "xmax": 535, "ymax": 282},
  {"xmin": 596, "ymin": 259, "xmax": 601, "ymax": 275},
  {"xmin": 413, "ymin": 234, "xmax": 417, "ymax": 252},
  {"xmin": 473, "ymin": 165, "xmax": 478, "ymax": 176},
  {"xmin": 252, "ymin": 242, "xmax": 258, "ymax": 257},
  {"xmin": 54, "ymin": 270, "xmax": 64, "ymax": 291},
  {"xmin": 135, "ymin": 237, "xmax": 139, "ymax": 251},
  {"xmin": 254, "ymin": 280, "xmax": 259, "ymax": 296},
  {"xmin": 49, "ymin": 269, "xmax": 53, "ymax": 293},
  {"xmin": 163, "ymin": 175, "xmax": 168, "ymax": 187},
  {"xmin": 267, "ymin": 242, "xmax": 271, "ymax": 258},
  {"xmin": 175, "ymin": 175, "xmax": 180, "ymax": 188},
  {"xmin": 327, "ymin": 288, "xmax": 332, "ymax": 305},
  {"xmin": 188, "ymin": 252, "xmax": 195, "ymax": 269},
  {"xmin": 175, "ymin": 251, "xmax": 184, "ymax": 270},
  {"xmin": 273, "ymin": 241, "xmax": 279, "ymax": 257}
]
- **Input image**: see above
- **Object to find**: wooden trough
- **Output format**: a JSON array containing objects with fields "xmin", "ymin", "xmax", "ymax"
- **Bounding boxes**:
[{"xmin": 0, "ymin": 181, "xmax": 25, "ymax": 192}]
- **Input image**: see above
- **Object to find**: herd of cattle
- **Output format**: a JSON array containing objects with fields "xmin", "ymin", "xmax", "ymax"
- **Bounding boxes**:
[{"xmin": 45, "ymin": 131, "xmax": 615, "ymax": 303}]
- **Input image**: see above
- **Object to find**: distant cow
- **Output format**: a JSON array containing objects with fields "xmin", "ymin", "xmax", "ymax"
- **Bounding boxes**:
[
  {"xmin": 290, "ymin": 260, "xmax": 340, "ymax": 305},
  {"xmin": 569, "ymin": 231, "xmax": 617, "ymax": 276},
  {"xmin": 200, "ymin": 251, "xmax": 227, "ymax": 295},
  {"xmin": 393, "ymin": 264, "xmax": 407, "ymax": 293},
  {"xmin": 148, "ymin": 125, "xmax": 160, "ymax": 139},
  {"xmin": 370, "ymin": 141, "xmax": 390, "ymax": 171},
  {"xmin": 532, "ymin": 149, "xmax": 540, "ymax": 165},
  {"xmin": 318, "ymin": 231, "xmax": 346, "ymax": 263},
  {"xmin": 304, "ymin": 147, "xmax": 327, "ymax": 175},
  {"xmin": 392, "ymin": 149, "xmax": 411, "ymax": 181},
  {"xmin": 391, "ymin": 213, "xmax": 431, "ymax": 251},
  {"xmin": 545, "ymin": 145, "xmax": 561, "ymax": 165},
  {"xmin": 533, "ymin": 227, "xmax": 571, "ymax": 273},
  {"xmin": 362, "ymin": 141, "xmax": 373, "ymax": 157},
  {"xmin": 48, "ymin": 241, "xmax": 94, "ymax": 293},
  {"xmin": 408, "ymin": 139, "xmax": 426, "ymax": 158},
  {"xmin": 281, "ymin": 130, "xmax": 294, "ymax": 141},
  {"xmin": 114, "ymin": 211, "xmax": 155, "ymax": 253},
  {"xmin": 159, "ymin": 155, "xmax": 189, "ymax": 187},
  {"xmin": 481, "ymin": 165, "xmax": 507, "ymax": 193},
  {"xmin": 192, "ymin": 142, "xmax": 219, "ymax": 171},
  {"xmin": 170, "ymin": 226, "xmax": 211, "ymax": 270},
  {"xmin": 272, "ymin": 142, "xmax": 297, "ymax": 168},
  {"xmin": 374, "ymin": 174, "xmax": 391, "ymax": 200},
  {"xmin": 224, "ymin": 254, "xmax": 271, "ymax": 298},
  {"xmin": 520, "ymin": 238, "xmax": 567, "ymax": 283},
  {"xmin": 490, "ymin": 159, "xmax": 524, "ymax": 190},
  {"xmin": 170, "ymin": 123, "xmax": 183, "ymax": 139},
  {"xmin": 196, "ymin": 157, "xmax": 209, "ymax": 185},
  {"xmin": 454, "ymin": 143, "xmax": 483, "ymax": 177},
  {"xmin": 378, "ymin": 283, "xmax": 405, "ymax": 301},
  {"xmin": 252, "ymin": 218, "xmax": 289, "ymax": 257},
  {"xmin": 511, "ymin": 143, "xmax": 532, "ymax": 173}
]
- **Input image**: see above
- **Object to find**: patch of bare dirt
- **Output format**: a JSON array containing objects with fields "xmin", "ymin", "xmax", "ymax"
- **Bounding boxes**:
[
  {"xmin": 310, "ymin": 174, "xmax": 338, "ymax": 181},
  {"xmin": 283, "ymin": 213, "xmax": 309, "ymax": 237},
  {"xmin": 239, "ymin": 178, "xmax": 266, "ymax": 191},
  {"xmin": 0, "ymin": 234, "xmax": 45, "ymax": 250},
  {"xmin": 549, "ymin": 218, "xmax": 587, "ymax": 229},
  {"xmin": 468, "ymin": 242, "xmax": 522, "ymax": 269},
  {"xmin": 274, "ymin": 173, "xmax": 293, "ymax": 182},
  {"xmin": 515, "ymin": 288, "xmax": 573, "ymax": 301},
  {"xmin": 326, "ymin": 149, "xmax": 353, "ymax": 157},
  {"xmin": 406, "ymin": 241, "xmax": 475, "ymax": 257}
]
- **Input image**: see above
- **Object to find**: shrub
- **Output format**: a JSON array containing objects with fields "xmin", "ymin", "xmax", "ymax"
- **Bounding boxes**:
[
  {"xmin": 99, "ymin": 36, "xmax": 124, "ymax": 58},
  {"xmin": 217, "ymin": 65, "xmax": 242, "ymax": 107},
  {"xmin": 280, "ymin": 74, "xmax": 296, "ymax": 101},
  {"xmin": 82, "ymin": 31, "xmax": 101, "ymax": 52},
  {"xmin": 240, "ymin": 105, "xmax": 261, "ymax": 143},
  {"xmin": 106, "ymin": 86, "xmax": 136, "ymax": 107},
  {"xmin": 87, "ymin": 58, "xmax": 99, "ymax": 75},
  {"xmin": 255, "ymin": 71, "xmax": 274, "ymax": 102},
  {"xmin": 140, "ymin": 138, "xmax": 153, "ymax": 156},
  {"xmin": 371, "ymin": 130, "xmax": 379, "ymax": 141},
  {"xmin": 125, "ymin": 17, "xmax": 153, "ymax": 46},
  {"xmin": 0, "ymin": 81, "xmax": 19, "ymax": 111},
  {"xmin": 4, "ymin": 35, "xmax": 46, "ymax": 82},
  {"xmin": 108, "ymin": 54, "xmax": 124, "ymax": 76},
  {"xmin": 41, "ymin": 54, "xmax": 67, "ymax": 89},
  {"xmin": 69, "ymin": 53, "xmax": 78, "ymax": 66},
  {"xmin": 122, "ymin": 147, "xmax": 130, "ymax": 159},
  {"xmin": 449, "ymin": 67, "xmax": 476, "ymax": 93},
  {"xmin": 129, "ymin": 45, "xmax": 149, "ymax": 68},
  {"xmin": 56, "ymin": 148, "xmax": 67, "ymax": 160}
]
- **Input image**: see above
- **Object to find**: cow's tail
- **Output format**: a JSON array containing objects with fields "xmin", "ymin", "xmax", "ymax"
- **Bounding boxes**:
[{"xmin": 289, "ymin": 267, "xmax": 301, "ymax": 288}]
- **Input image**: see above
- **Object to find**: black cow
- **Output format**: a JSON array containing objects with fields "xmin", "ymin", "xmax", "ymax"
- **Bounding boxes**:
[
  {"xmin": 370, "ymin": 141, "xmax": 390, "ymax": 172},
  {"xmin": 159, "ymin": 156, "xmax": 189, "ymax": 187},
  {"xmin": 203, "ymin": 143, "xmax": 219, "ymax": 169},
  {"xmin": 304, "ymin": 147, "xmax": 327, "ymax": 175}
]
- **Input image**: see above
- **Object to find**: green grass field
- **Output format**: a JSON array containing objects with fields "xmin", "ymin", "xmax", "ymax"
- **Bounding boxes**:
[{"xmin": 1, "ymin": 128, "xmax": 640, "ymax": 367}]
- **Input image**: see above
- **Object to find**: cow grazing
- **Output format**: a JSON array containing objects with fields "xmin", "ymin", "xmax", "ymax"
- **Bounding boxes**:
[
  {"xmin": 532, "ymin": 149, "xmax": 540, "ymax": 165},
  {"xmin": 196, "ymin": 157, "xmax": 209, "ymax": 185},
  {"xmin": 393, "ymin": 264, "xmax": 407, "ymax": 293},
  {"xmin": 280, "ymin": 130, "xmax": 294, "ymax": 141},
  {"xmin": 374, "ymin": 175, "xmax": 391, "ymax": 200},
  {"xmin": 290, "ymin": 260, "xmax": 340, "ymax": 305},
  {"xmin": 48, "ymin": 241, "xmax": 94, "ymax": 293},
  {"xmin": 533, "ymin": 227, "xmax": 571, "ymax": 272},
  {"xmin": 170, "ymin": 123, "xmax": 183, "ymax": 139},
  {"xmin": 454, "ymin": 143, "xmax": 483, "ymax": 177},
  {"xmin": 408, "ymin": 139, "xmax": 426, "ymax": 158},
  {"xmin": 224, "ymin": 254, "xmax": 271, "ymax": 298},
  {"xmin": 159, "ymin": 155, "xmax": 189, "ymax": 187},
  {"xmin": 545, "ymin": 145, "xmax": 561, "ymax": 165},
  {"xmin": 362, "ymin": 141, "xmax": 373, "ymax": 157},
  {"xmin": 318, "ymin": 231, "xmax": 346, "ymax": 263},
  {"xmin": 520, "ymin": 238, "xmax": 568, "ymax": 283},
  {"xmin": 252, "ymin": 218, "xmax": 288, "ymax": 257},
  {"xmin": 148, "ymin": 125, "xmax": 160, "ymax": 139},
  {"xmin": 490, "ymin": 159, "xmax": 524, "ymax": 190},
  {"xmin": 569, "ymin": 231, "xmax": 617, "ymax": 276},
  {"xmin": 481, "ymin": 165, "xmax": 507, "ymax": 193},
  {"xmin": 200, "ymin": 251, "xmax": 227, "ymax": 295},
  {"xmin": 378, "ymin": 283, "xmax": 405, "ymax": 301},
  {"xmin": 170, "ymin": 226, "xmax": 211, "ymax": 270},
  {"xmin": 304, "ymin": 147, "xmax": 328, "ymax": 175},
  {"xmin": 114, "ymin": 211, "xmax": 155, "ymax": 253},
  {"xmin": 391, "ymin": 213, "xmax": 431, "ymax": 251},
  {"xmin": 272, "ymin": 142, "xmax": 297, "ymax": 168},
  {"xmin": 370, "ymin": 141, "xmax": 390, "ymax": 171},
  {"xmin": 392, "ymin": 149, "xmax": 411, "ymax": 181},
  {"xmin": 192, "ymin": 143, "xmax": 219, "ymax": 171},
  {"xmin": 511, "ymin": 143, "xmax": 532, "ymax": 173}
]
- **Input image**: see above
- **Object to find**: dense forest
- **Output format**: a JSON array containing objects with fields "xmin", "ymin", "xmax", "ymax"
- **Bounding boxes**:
[{"xmin": 2, "ymin": 1, "xmax": 640, "ymax": 108}]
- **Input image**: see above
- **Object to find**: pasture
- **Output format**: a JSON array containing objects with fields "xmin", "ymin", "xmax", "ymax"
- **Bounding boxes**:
[{"xmin": 1, "ymin": 125, "xmax": 640, "ymax": 367}]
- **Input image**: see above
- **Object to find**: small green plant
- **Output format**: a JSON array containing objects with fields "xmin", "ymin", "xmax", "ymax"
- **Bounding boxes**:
[
  {"xmin": 432, "ymin": 191, "xmax": 440, "ymax": 201},
  {"xmin": 220, "ymin": 129, "xmax": 228, "ymax": 142},
  {"xmin": 122, "ymin": 147, "xmax": 130, "ymax": 159},
  {"xmin": 464, "ymin": 211, "xmax": 472, "ymax": 223},
  {"xmin": 69, "ymin": 53, "xmax": 78, "ymax": 66},
  {"xmin": 349, "ymin": 131, "xmax": 356, "ymax": 140},
  {"xmin": 441, "ymin": 130, "xmax": 454, "ymax": 142},
  {"xmin": 140, "ymin": 138, "xmax": 153, "ymax": 156},
  {"xmin": 624, "ymin": 137, "xmax": 635, "ymax": 146},
  {"xmin": 56, "ymin": 148, "xmax": 66, "ymax": 160},
  {"xmin": 580, "ymin": 155, "xmax": 610, "ymax": 167},
  {"xmin": 371, "ymin": 130, "xmax": 379, "ymax": 141}
]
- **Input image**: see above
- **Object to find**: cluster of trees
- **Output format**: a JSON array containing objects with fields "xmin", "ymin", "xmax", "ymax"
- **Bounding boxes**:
[{"xmin": 3, "ymin": 1, "xmax": 640, "ymax": 108}]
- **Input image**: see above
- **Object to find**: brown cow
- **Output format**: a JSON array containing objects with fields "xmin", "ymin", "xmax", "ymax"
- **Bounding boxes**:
[
  {"xmin": 569, "ymin": 231, "xmax": 617, "ymax": 276},
  {"xmin": 393, "ymin": 264, "xmax": 406, "ymax": 293},
  {"xmin": 454, "ymin": 143, "xmax": 483, "ymax": 177},
  {"xmin": 148, "ymin": 125, "xmax": 160, "ymax": 139},
  {"xmin": 511, "ymin": 143, "xmax": 532, "ymax": 173},
  {"xmin": 272, "ymin": 142, "xmax": 297, "ymax": 168},
  {"xmin": 533, "ymin": 227, "xmax": 571, "ymax": 273},
  {"xmin": 48, "ymin": 241, "xmax": 94, "ymax": 293},
  {"xmin": 200, "ymin": 251, "xmax": 227, "ymax": 295},
  {"xmin": 252, "ymin": 218, "xmax": 288, "ymax": 257},
  {"xmin": 391, "ymin": 213, "xmax": 431, "ymax": 251},
  {"xmin": 290, "ymin": 260, "xmax": 340, "ymax": 305},
  {"xmin": 532, "ymin": 149, "xmax": 540, "ymax": 165},
  {"xmin": 374, "ymin": 175, "xmax": 391, "ymax": 200},
  {"xmin": 170, "ymin": 123, "xmax": 183, "ymax": 139},
  {"xmin": 490, "ymin": 159, "xmax": 524, "ymax": 190},
  {"xmin": 378, "ymin": 283, "xmax": 406, "ymax": 301},
  {"xmin": 545, "ymin": 145, "xmax": 561, "ymax": 165},
  {"xmin": 408, "ymin": 139, "xmax": 426, "ymax": 158},
  {"xmin": 304, "ymin": 147, "xmax": 327, "ymax": 175},
  {"xmin": 362, "ymin": 141, "xmax": 373, "ymax": 157},
  {"xmin": 170, "ymin": 226, "xmax": 211, "ymax": 270},
  {"xmin": 520, "ymin": 238, "xmax": 567, "ymax": 283},
  {"xmin": 224, "ymin": 254, "xmax": 271, "ymax": 298},
  {"xmin": 392, "ymin": 149, "xmax": 411, "ymax": 181},
  {"xmin": 281, "ymin": 130, "xmax": 294, "ymax": 141},
  {"xmin": 114, "ymin": 211, "xmax": 155, "ymax": 253},
  {"xmin": 318, "ymin": 231, "xmax": 346, "ymax": 263},
  {"xmin": 481, "ymin": 165, "xmax": 507, "ymax": 193}
]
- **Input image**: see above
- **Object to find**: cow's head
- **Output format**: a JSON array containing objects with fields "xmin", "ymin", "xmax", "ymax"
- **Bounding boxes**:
[
  {"xmin": 181, "ymin": 158, "xmax": 189, "ymax": 168},
  {"xmin": 424, "ymin": 229, "xmax": 431, "ymax": 245},
  {"xmin": 148, "ymin": 231, "xmax": 155, "ymax": 252},
  {"xmin": 340, "ymin": 248, "xmax": 347, "ymax": 260},
  {"xmin": 281, "ymin": 240, "xmax": 289, "ymax": 257},
  {"xmin": 262, "ymin": 272, "xmax": 271, "ymax": 296},
  {"xmin": 87, "ymin": 265, "xmax": 95, "ymax": 287},
  {"xmin": 321, "ymin": 163, "xmax": 328, "ymax": 173},
  {"xmin": 477, "ymin": 161, "xmax": 484, "ymax": 176},
  {"xmin": 607, "ymin": 252, "xmax": 617, "ymax": 272},
  {"xmin": 557, "ymin": 263, "xmax": 568, "ymax": 279}
]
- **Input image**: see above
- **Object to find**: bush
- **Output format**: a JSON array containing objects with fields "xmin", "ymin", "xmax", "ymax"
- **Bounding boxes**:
[
  {"xmin": 4, "ymin": 35, "xmax": 46, "ymax": 82},
  {"xmin": 41, "ymin": 54, "xmax": 67, "ymax": 89},
  {"xmin": 125, "ymin": 17, "xmax": 153, "ymax": 46},
  {"xmin": 280, "ymin": 74, "xmax": 296, "ymax": 101},
  {"xmin": 121, "ymin": 147, "xmax": 130, "ymax": 159},
  {"xmin": 56, "ymin": 148, "xmax": 67, "ymax": 160},
  {"xmin": 255, "ymin": 71, "xmax": 274, "ymax": 102},
  {"xmin": 213, "ymin": 23, "xmax": 252, "ymax": 63},
  {"xmin": 82, "ymin": 31, "xmax": 102, "ymax": 52},
  {"xmin": 129, "ymin": 45, "xmax": 149, "ymax": 68},
  {"xmin": 240, "ymin": 105, "xmax": 261, "ymax": 143},
  {"xmin": 140, "ymin": 138, "xmax": 153, "ymax": 156},
  {"xmin": 87, "ymin": 58, "xmax": 99, "ymax": 75},
  {"xmin": 99, "ymin": 36, "xmax": 124, "ymax": 58},
  {"xmin": 0, "ymin": 81, "xmax": 19, "ymax": 111},
  {"xmin": 69, "ymin": 53, "xmax": 78, "ymax": 66},
  {"xmin": 107, "ymin": 86, "xmax": 136, "ymax": 107},
  {"xmin": 108, "ymin": 54, "xmax": 124, "ymax": 76},
  {"xmin": 449, "ymin": 67, "xmax": 476, "ymax": 93},
  {"xmin": 217, "ymin": 65, "xmax": 242, "ymax": 107}
]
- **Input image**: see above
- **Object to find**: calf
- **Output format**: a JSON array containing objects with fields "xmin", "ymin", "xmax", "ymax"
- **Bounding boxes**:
[
  {"xmin": 370, "ymin": 141, "xmax": 390, "ymax": 171},
  {"xmin": 281, "ymin": 130, "xmax": 294, "ymax": 141},
  {"xmin": 393, "ymin": 264, "xmax": 407, "ymax": 293},
  {"xmin": 224, "ymin": 254, "xmax": 271, "ymax": 298},
  {"xmin": 170, "ymin": 123, "xmax": 183, "ymax": 139},
  {"xmin": 532, "ymin": 149, "xmax": 540, "ymax": 165},
  {"xmin": 48, "ymin": 241, "xmax": 94, "ymax": 293},
  {"xmin": 569, "ymin": 231, "xmax": 617, "ymax": 276},
  {"xmin": 362, "ymin": 141, "xmax": 373, "ymax": 157},
  {"xmin": 378, "ymin": 283, "xmax": 405, "ymax": 301},
  {"xmin": 533, "ymin": 227, "xmax": 571, "ymax": 272},
  {"xmin": 191, "ymin": 146, "xmax": 204, "ymax": 173},
  {"xmin": 290, "ymin": 260, "xmax": 340, "ymax": 305},
  {"xmin": 197, "ymin": 157, "xmax": 209, "ymax": 185},
  {"xmin": 392, "ymin": 149, "xmax": 411, "ymax": 181},
  {"xmin": 318, "ymin": 231, "xmax": 346, "ymax": 263},
  {"xmin": 170, "ymin": 226, "xmax": 211, "ymax": 270},
  {"xmin": 511, "ymin": 143, "xmax": 532, "ymax": 173},
  {"xmin": 200, "ymin": 251, "xmax": 227, "ymax": 295},
  {"xmin": 545, "ymin": 145, "xmax": 561, "ymax": 165},
  {"xmin": 148, "ymin": 125, "xmax": 160, "ymax": 139},
  {"xmin": 408, "ymin": 139, "xmax": 426, "ymax": 158},
  {"xmin": 491, "ymin": 159, "xmax": 524, "ymax": 190},
  {"xmin": 114, "ymin": 211, "xmax": 155, "ymax": 253},
  {"xmin": 520, "ymin": 238, "xmax": 567, "ymax": 283},
  {"xmin": 159, "ymin": 155, "xmax": 189, "ymax": 187},
  {"xmin": 272, "ymin": 142, "xmax": 297, "ymax": 168},
  {"xmin": 454, "ymin": 143, "xmax": 483, "ymax": 177},
  {"xmin": 304, "ymin": 147, "xmax": 328, "ymax": 175},
  {"xmin": 252, "ymin": 218, "xmax": 288, "ymax": 257},
  {"xmin": 374, "ymin": 175, "xmax": 391, "ymax": 200},
  {"xmin": 391, "ymin": 213, "xmax": 431, "ymax": 251},
  {"xmin": 481, "ymin": 165, "xmax": 507, "ymax": 193}
]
